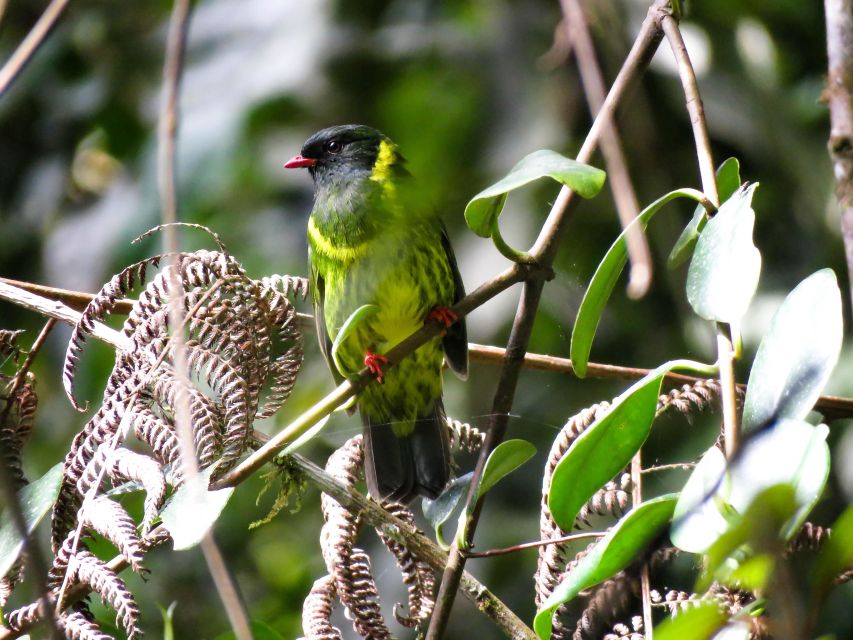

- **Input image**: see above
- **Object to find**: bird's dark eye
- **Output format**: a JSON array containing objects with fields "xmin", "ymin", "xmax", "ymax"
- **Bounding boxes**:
[{"xmin": 325, "ymin": 140, "xmax": 342, "ymax": 154}]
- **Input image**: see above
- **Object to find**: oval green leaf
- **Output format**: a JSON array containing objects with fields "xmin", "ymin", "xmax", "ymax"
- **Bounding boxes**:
[
  {"xmin": 671, "ymin": 445, "xmax": 730, "ymax": 554},
  {"xmin": 331, "ymin": 303, "xmax": 379, "ymax": 377},
  {"xmin": 161, "ymin": 466, "xmax": 235, "ymax": 550},
  {"xmin": 686, "ymin": 183, "xmax": 761, "ymax": 324},
  {"xmin": 668, "ymin": 157, "xmax": 741, "ymax": 269},
  {"xmin": 0, "ymin": 462, "xmax": 64, "ymax": 579},
  {"xmin": 742, "ymin": 269, "xmax": 843, "ymax": 433},
  {"xmin": 478, "ymin": 438, "xmax": 536, "ymax": 497},
  {"xmin": 534, "ymin": 494, "xmax": 678, "ymax": 639},
  {"xmin": 422, "ymin": 472, "xmax": 472, "ymax": 549},
  {"xmin": 728, "ymin": 419, "xmax": 829, "ymax": 538},
  {"xmin": 548, "ymin": 360, "xmax": 713, "ymax": 532},
  {"xmin": 571, "ymin": 188, "xmax": 708, "ymax": 377},
  {"xmin": 464, "ymin": 149, "xmax": 605, "ymax": 238}
]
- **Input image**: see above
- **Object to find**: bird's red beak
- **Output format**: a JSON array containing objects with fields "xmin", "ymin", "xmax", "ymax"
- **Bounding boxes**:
[{"xmin": 284, "ymin": 154, "xmax": 316, "ymax": 169}]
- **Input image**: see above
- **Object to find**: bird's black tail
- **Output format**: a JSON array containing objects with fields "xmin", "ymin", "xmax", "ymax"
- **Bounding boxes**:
[{"xmin": 362, "ymin": 401, "xmax": 451, "ymax": 503}]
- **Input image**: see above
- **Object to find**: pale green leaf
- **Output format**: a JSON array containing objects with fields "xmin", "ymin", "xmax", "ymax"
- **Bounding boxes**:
[
  {"xmin": 686, "ymin": 184, "xmax": 761, "ymax": 324},
  {"xmin": 161, "ymin": 467, "xmax": 234, "ymax": 550},
  {"xmin": 668, "ymin": 157, "xmax": 741, "ymax": 269},
  {"xmin": 0, "ymin": 463, "xmax": 64, "ymax": 579},
  {"xmin": 742, "ymin": 269, "xmax": 843, "ymax": 433}
]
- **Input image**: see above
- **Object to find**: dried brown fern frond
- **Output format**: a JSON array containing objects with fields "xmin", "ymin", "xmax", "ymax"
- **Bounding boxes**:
[
  {"xmin": 787, "ymin": 521, "xmax": 831, "ymax": 553},
  {"xmin": 302, "ymin": 575, "xmax": 343, "ymax": 640},
  {"xmin": 30, "ymin": 244, "xmax": 305, "ymax": 638},
  {"xmin": 577, "ymin": 473, "xmax": 631, "ymax": 528},
  {"xmin": 602, "ymin": 617, "xmax": 644, "ymax": 640},
  {"xmin": 573, "ymin": 572, "xmax": 639, "ymax": 640}
]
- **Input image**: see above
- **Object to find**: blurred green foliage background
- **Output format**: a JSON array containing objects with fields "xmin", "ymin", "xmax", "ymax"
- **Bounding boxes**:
[{"xmin": 1, "ymin": 0, "xmax": 851, "ymax": 637}]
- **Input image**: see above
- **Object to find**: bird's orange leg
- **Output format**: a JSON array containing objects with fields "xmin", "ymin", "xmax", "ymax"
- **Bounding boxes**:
[{"xmin": 364, "ymin": 350, "xmax": 389, "ymax": 384}]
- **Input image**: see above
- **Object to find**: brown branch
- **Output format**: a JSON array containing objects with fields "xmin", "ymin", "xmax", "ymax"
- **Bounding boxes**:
[
  {"xmin": 824, "ymin": 0, "xmax": 853, "ymax": 311},
  {"xmin": 561, "ymin": 0, "xmax": 652, "ymax": 298},
  {"xmin": 4, "ymin": 281, "xmax": 853, "ymax": 420},
  {"xmin": 426, "ymin": 2, "xmax": 672, "ymax": 636},
  {"xmin": 0, "ymin": 0, "xmax": 70, "ymax": 99}
]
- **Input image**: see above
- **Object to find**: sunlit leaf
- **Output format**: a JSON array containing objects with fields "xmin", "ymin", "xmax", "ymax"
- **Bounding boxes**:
[
  {"xmin": 727, "ymin": 419, "xmax": 829, "ymax": 538},
  {"xmin": 548, "ymin": 359, "xmax": 715, "ymax": 530},
  {"xmin": 686, "ymin": 184, "xmax": 761, "ymax": 324},
  {"xmin": 161, "ymin": 467, "xmax": 235, "ymax": 550},
  {"xmin": 159, "ymin": 602, "xmax": 177, "ymax": 640},
  {"xmin": 330, "ymin": 304, "xmax": 379, "ymax": 377},
  {"xmin": 742, "ymin": 269, "xmax": 843, "ymax": 433},
  {"xmin": 464, "ymin": 149, "xmax": 605, "ymax": 238},
  {"xmin": 671, "ymin": 446, "xmax": 731, "ymax": 554},
  {"xmin": 571, "ymin": 188, "xmax": 708, "ymax": 377},
  {"xmin": 653, "ymin": 602, "xmax": 728, "ymax": 640},
  {"xmin": 0, "ymin": 462, "xmax": 64, "ymax": 579},
  {"xmin": 701, "ymin": 485, "xmax": 797, "ymax": 591},
  {"xmin": 668, "ymin": 157, "xmax": 741, "ymax": 269},
  {"xmin": 534, "ymin": 495, "xmax": 678, "ymax": 639}
]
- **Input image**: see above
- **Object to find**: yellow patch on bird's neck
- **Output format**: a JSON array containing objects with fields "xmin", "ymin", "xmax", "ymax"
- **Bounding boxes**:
[
  {"xmin": 308, "ymin": 217, "xmax": 369, "ymax": 262},
  {"xmin": 370, "ymin": 139, "xmax": 397, "ymax": 186}
]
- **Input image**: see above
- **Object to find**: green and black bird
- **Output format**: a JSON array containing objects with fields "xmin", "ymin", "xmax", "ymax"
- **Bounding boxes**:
[{"xmin": 285, "ymin": 124, "xmax": 467, "ymax": 503}]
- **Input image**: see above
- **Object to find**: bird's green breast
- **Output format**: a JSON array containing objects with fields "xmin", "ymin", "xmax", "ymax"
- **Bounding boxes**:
[{"xmin": 308, "ymin": 204, "xmax": 455, "ymax": 435}]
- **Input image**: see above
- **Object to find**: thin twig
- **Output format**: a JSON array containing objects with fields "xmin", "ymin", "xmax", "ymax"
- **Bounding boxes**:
[
  {"xmin": 0, "ymin": 0, "xmax": 71, "ymax": 99},
  {"xmin": 426, "ymin": 3, "xmax": 672, "ymax": 636},
  {"xmin": 824, "ymin": 0, "xmax": 853, "ymax": 311},
  {"xmin": 661, "ymin": 16, "xmax": 739, "ymax": 460},
  {"xmin": 561, "ymin": 0, "xmax": 652, "ymax": 298},
  {"xmin": 461, "ymin": 531, "xmax": 605, "ymax": 559}
]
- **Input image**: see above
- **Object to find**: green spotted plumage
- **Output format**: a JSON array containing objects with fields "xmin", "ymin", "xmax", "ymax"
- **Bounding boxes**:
[{"xmin": 287, "ymin": 125, "xmax": 467, "ymax": 502}]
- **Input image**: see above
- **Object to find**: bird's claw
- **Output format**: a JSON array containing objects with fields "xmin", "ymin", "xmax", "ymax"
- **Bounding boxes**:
[
  {"xmin": 364, "ymin": 350, "xmax": 389, "ymax": 384},
  {"xmin": 426, "ymin": 306, "xmax": 457, "ymax": 330}
]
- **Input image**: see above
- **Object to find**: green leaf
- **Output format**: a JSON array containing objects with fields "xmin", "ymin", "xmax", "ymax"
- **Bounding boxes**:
[
  {"xmin": 570, "ymin": 188, "xmax": 708, "ymax": 377},
  {"xmin": 727, "ymin": 419, "xmax": 829, "ymax": 538},
  {"xmin": 548, "ymin": 359, "xmax": 715, "ymax": 531},
  {"xmin": 742, "ymin": 269, "xmax": 843, "ymax": 433},
  {"xmin": 422, "ymin": 472, "xmax": 472, "ymax": 549},
  {"xmin": 701, "ymin": 484, "xmax": 797, "ymax": 591},
  {"xmin": 159, "ymin": 602, "xmax": 177, "ymax": 640},
  {"xmin": 653, "ymin": 602, "xmax": 729, "ymax": 640},
  {"xmin": 456, "ymin": 440, "xmax": 536, "ymax": 549},
  {"xmin": 671, "ymin": 446, "xmax": 731, "ymax": 554},
  {"xmin": 668, "ymin": 158, "xmax": 741, "ymax": 269},
  {"xmin": 811, "ymin": 501, "xmax": 853, "ymax": 601},
  {"xmin": 534, "ymin": 494, "xmax": 678, "ymax": 639},
  {"xmin": 161, "ymin": 467, "xmax": 235, "ymax": 550},
  {"xmin": 0, "ymin": 462, "xmax": 64, "ymax": 579},
  {"xmin": 478, "ymin": 439, "xmax": 536, "ymax": 497},
  {"xmin": 686, "ymin": 184, "xmax": 761, "ymax": 324},
  {"xmin": 464, "ymin": 149, "xmax": 605, "ymax": 238},
  {"xmin": 330, "ymin": 303, "xmax": 379, "ymax": 377}
]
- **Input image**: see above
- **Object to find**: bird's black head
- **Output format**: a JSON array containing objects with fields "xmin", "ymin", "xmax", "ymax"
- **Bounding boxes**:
[{"xmin": 284, "ymin": 124, "xmax": 402, "ymax": 186}]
